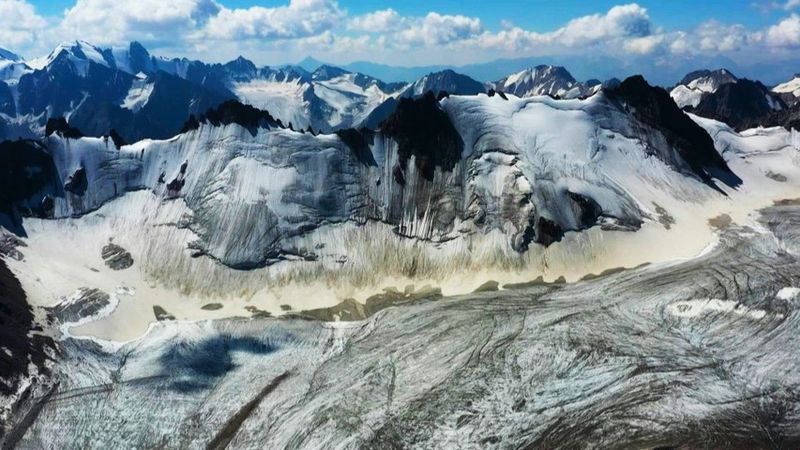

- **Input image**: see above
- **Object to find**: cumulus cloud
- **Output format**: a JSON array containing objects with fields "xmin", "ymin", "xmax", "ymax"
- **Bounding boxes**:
[
  {"xmin": 464, "ymin": 3, "xmax": 656, "ymax": 54},
  {"xmin": 765, "ymin": 13, "xmax": 800, "ymax": 47},
  {"xmin": 0, "ymin": 0, "xmax": 47, "ymax": 50},
  {"xmin": 394, "ymin": 12, "xmax": 483, "ymax": 46},
  {"xmin": 348, "ymin": 9, "xmax": 405, "ymax": 32},
  {"xmin": 201, "ymin": 0, "xmax": 344, "ymax": 40},
  {"xmin": 668, "ymin": 20, "xmax": 755, "ymax": 54},
  {"xmin": 548, "ymin": 3, "xmax": 652, "ymax": 47},
  {"xmin": 4, "ymin": 1, "xmax": 800, "ymax": 69},
  {"xmin": 624, "ymin": 34, "xmax": 665, "ymax": 54},
  {"xmin": 58, "ymin": 0, "xmax": 219, "ymax": 45}
]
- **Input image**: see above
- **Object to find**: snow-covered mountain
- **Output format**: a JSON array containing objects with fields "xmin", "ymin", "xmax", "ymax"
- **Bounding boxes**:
[
  {"xmin": 669, "ymin": 69, "xmax": 738, "ymax": 109},
  {"xmin": 0, "ymin": 41, "xmax": 234, "ymax": 142},
  {"xmin": 773, "ymin": 74, "xmax": 800, "ymax": 107},
  {"xmin": 491, "ymin": 65, "xmax": 600, "ymax": 99},
  {"xmin": 229, "ymin": 63, "xmax": 404, "ymax": 132},
  {"xmin": 5, "ymin": 51, "xmax": 800, "ymax": 447},
  {"xmin": 2, "ymin": 76, "xmax": 741, "ymax": 274},
  {"xmin": 687, "ymin": 78, "xmax": 787, "ymax": 131},
  {"xmin": 397, "ymin": 69, "xmax": 485, "ymax": 98}
]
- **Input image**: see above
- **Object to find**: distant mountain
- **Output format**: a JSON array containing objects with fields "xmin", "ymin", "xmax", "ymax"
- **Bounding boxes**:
[
  {"xmin": 0, "ymin": 40, "xmax": 235, "ymax": 142},
  {"xmin": 773, "ymin": 74, "xmax": 800, "ymax": 107},
  {"xmin": 398, "ymin": 69, "xmax": 484, "ymax": 98},
  {"xmin": 359, "ymin": 70, "xmax": 484, "ymax": 129},
  {"xmin": 491, "ymin": 65, "xmax": 601, "ymax": 99},
  {"xmin": 688, "ymin": 78, "xmax": 787, "ymax": 131},
  {"xmin": 670, "ymin": 69, "xmax": 738, "ymax": 109}
]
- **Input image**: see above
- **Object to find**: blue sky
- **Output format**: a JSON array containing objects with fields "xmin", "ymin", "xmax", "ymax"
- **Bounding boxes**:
[{"xmin": 2, "ymin": 0, "xmax": 800, "ymax": 73}]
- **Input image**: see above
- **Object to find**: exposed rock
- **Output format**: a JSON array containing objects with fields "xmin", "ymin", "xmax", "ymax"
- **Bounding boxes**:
[
  {"xmin": 201, "ymin": 303, "xmax": 223, "ymax": 311},
  {"xmin": 689, "ymin": 79, "xmax": 787, "ymax": 131},
  {"xmin": 44, "ymin": 117, "xmax": 84, "ymax": 139},
  {"xmin": 101, "ymin": 242, "xmax": 133, "ymax": 270},
  {"xmin": 381, "ymin": 92, "xmax": 464, "ymax": 181},
  {"xmin": 604, "ymin": 75, "xmax": 741, "ymax": 188},
  {"xmin": 153, "ymin": 305, "xmax": 175, "ymax": 321},
  {"xmin": 46, "ymin": 288, "xmax": 110, "ymax": 325},
  {"xmin": 473, "ymin": 280, "xmax": 499, "ymax": 292}
]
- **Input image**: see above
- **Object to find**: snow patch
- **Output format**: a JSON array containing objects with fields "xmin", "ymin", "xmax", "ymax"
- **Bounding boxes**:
[{"xmin": 667, "ymin": 299, "xmax": 769, "ymax": 320}]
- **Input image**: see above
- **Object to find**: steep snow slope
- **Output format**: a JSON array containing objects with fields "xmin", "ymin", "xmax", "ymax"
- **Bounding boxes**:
[{"xmin": 6, "ymin": 77, "xmax": 800, "ymax": 342}]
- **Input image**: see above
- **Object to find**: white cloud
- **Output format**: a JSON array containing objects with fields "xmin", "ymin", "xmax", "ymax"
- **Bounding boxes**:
[
  {"xmin": 668, "ymin": 20, "xmax": 755, "ymax": 54},
  {"xmin": 765, "ymin": 13, "xmax": 800, "ymax": 47},
  {"xmin": 395, "ymin": 12, "xmax": 483, "ymax": 46},
  {"xmin": 548, "ymin": 3, "xmax": 652, "ymax": 47},
  {"xmin": 624, "ymin": 35, "xmax": 664, "ymax": 54},
  {"xmin": 201, "ymin": 0, "xmax": 344, "ymax": 40},
  {"xmin": 784, "ymin": 0, "xmax": 800, "ymax": 10},
  {"xmin": 0, "ymin": 0, "xmax": 47, "ymax": 50},
  {"xmin": 58, "ymin": 0, "xmax": 219, "ymax": 45},
  {"xmin": 348, "ymin": 9, "xmax": 405, "ymax": 32}
]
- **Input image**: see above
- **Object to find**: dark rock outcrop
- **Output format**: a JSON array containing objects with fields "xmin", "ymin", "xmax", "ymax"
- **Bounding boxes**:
[
  {"xmin": 45, "ymin": 117, "xmax": 83, "ymax": 139},
  {"xmin": 336, "ymin": 128, "xmax": 377, "ymax": 166},
  {"xmin": 604, "ymin": 75, "xmax": 740, "ymax": 188},
  {"xmin": 46, "ymin": 288, "xmax": 110, "ymax": 325},
  {"xmin": 689, "ymin": 79, "xmax": 787, "ymax": 131},
  {"xmin": 0, "ymin": 259, "xmax": 54, "ymax": 397},
  {"xmin": 181, "ymin": 100, "xmax": 279, "ymax": 136},
  {"xmin": 101, "ymin": 243, "xmax": 133, "ymax": 270},
  {"xmin": 381, "ymin": 92, "xmax": 464, "ymax": 181},
  {"xmin": 0, "ymin": 140, "xmax": 61, "ymax": 234}
]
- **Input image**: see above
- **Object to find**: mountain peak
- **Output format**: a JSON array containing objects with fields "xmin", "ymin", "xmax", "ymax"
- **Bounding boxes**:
[
  {"xmin": 297, "ymin": 56, "xmax": 326, "ymax": 72},
  {"xmin": 494, "ymin": 65, "xmax": 580, "ymax": 98},
  {"xmin": 312, "ymin": 64, "xmax": 349, "ymax": 80},
  {"xmin": 0, "ymin": 48, "xmax": 22, "ymax": 62}
]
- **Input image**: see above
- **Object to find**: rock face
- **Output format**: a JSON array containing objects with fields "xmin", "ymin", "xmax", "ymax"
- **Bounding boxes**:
[
  {"xmin": 46, "ymin": 288, "xmax": 111, "ymax": 325},
  {"xmin": 669, "ymin": 68, "xmax": 738, "ymax": 108},
  {"xmin": 688, "ymin": 78, "xmax": 787, "ymax": 131},
  {"xmin": 0, "ymin": 259, "xmax": 55, "ymax": 438},
  {"xmin": 101, "ymin": 243, "xmax": 133, "ymax": 270},
  {"xmin": 0, "ymin": 74, "xmax": 747, "ymax": 270},
  {"xmin": 603, "ymin": 75, "xmax": 740, "ymax": 187},
  {"xmin": 0, "ymin": 140, "xmax": 61, "ymax": 234}
]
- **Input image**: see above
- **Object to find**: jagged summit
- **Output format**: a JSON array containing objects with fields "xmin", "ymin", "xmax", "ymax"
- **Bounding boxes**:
[
  {"xmin": 688, "ymin": 78, "xmax": 787, "ymax": 131},
  {"xmin": 399, "ymin": 69, "xmax": 485, "ymax": 98},
  {"xmin": 670, "ymin": 68, "xmax": 738, "ymax": 109}
]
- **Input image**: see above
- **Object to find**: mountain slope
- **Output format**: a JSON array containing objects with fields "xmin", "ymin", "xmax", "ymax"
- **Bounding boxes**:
[
  {"xmin": 773, "ymin": 74, "xmax": 800, "ymax": 107},
  {"xmin": 0, "ymin": 41, "xmax": 235, "ymax": 142},
  {"xmin": 669, "ymin": 69, "xmax": 738, "ymax": 109},
  {"xmin": 4, "ymin": 76, "xmax": 743, "ymax": 274},
  {"xmin": 688, "ymin": 78, "xmax": 787, "ymax": 131},
  {"xmin": 491, "ymin": 65, "xmax": 598, "ymax": 99}
]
